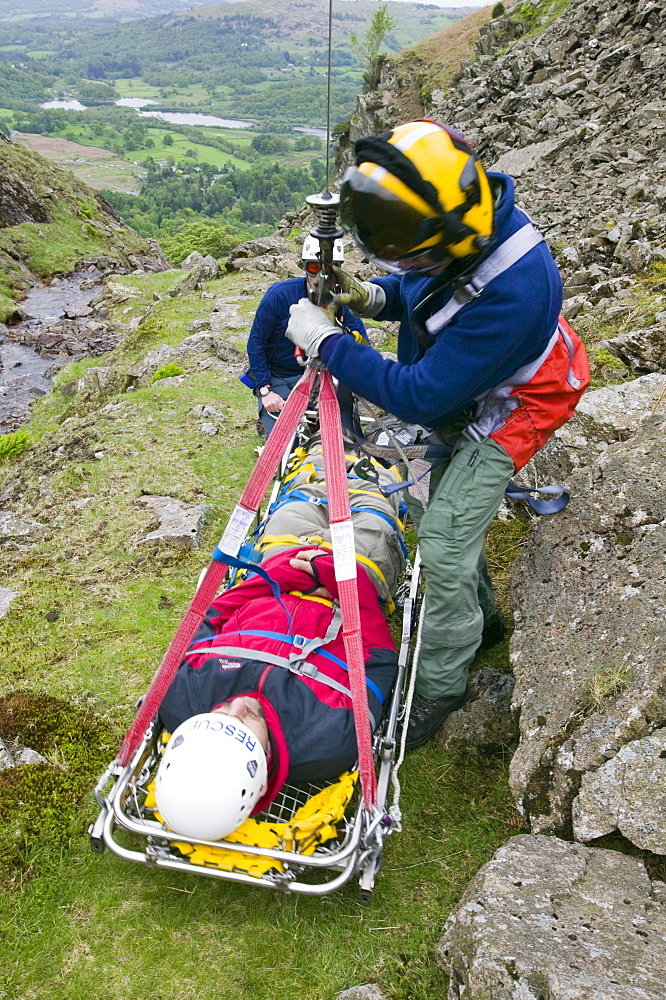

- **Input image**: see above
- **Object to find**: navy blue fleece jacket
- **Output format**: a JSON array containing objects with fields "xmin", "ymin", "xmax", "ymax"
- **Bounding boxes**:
[
  {"xmin": 246, "ymin": 276, "xmax": 367, "ymax": 389},
  {"xmin": 319, "ymin": 173, "xmax": 563, "ymax": 428}
]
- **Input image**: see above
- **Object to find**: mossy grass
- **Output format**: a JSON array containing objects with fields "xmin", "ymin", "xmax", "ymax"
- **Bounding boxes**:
[
  {"xmin": 150, "ymin": 362, "xmax": 185, "ymax": 383},
  {"xmin": 0, "ymin": 745, "xmax": 520, "ymax": 1000},
  {"xmin": 588, "ymin": 663, "xmax": 633, "ymax": 708},
  {"xmin": 0, "ymin": 428, "xmax": 31, "ymax": 462},
  {"xmin": 0, "ymin": 691, "xmax": 122, "ymax": 877}
]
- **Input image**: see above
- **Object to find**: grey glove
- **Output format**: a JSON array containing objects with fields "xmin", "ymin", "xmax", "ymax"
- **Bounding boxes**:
[
  {"xmin": 332, "ymin": 266, "xmax": 386, "ymax": 318},
  {"xmin": 286, "ymin": 298, "xmax": 338, "ymax": 357}
]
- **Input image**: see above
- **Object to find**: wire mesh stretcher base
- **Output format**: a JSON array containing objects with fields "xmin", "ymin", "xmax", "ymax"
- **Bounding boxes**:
[{"xmin": 90, "ymin": 378, "xmax": 424, "ymax": 900}]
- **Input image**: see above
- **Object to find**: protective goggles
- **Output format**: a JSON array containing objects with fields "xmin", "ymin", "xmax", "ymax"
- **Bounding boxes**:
[
  {"xmin": 340, "ymin": 166, "xmax": 446, "ymax": 270},
  {"xmin": 303, "ymin": 260, "xmax": 322, "ymax": 275}
]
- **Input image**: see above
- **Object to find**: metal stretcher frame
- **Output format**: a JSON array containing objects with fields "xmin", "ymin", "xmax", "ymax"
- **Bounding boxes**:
[{"xmin": 89, "ymin": 417, "xmax": 423, "ymax": 902}]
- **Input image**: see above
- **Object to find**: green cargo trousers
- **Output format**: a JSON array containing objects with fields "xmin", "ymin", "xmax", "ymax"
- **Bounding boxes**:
[{"xmin": 405, "ymin": 430, "xmax": 515, "ymax": 701}]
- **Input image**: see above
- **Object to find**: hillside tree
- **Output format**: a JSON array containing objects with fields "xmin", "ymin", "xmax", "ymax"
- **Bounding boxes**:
[{"xmin": 350, "ymin": 4, "xmax": 396, "ymax": 92}]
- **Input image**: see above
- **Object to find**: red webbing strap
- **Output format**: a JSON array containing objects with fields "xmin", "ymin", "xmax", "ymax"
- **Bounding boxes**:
[
  {"xmin": 117, "ymin": 367, "xmax": 317, "ymax": 767},
  {"xmin": 318, "ymin": 370, "xmax": 377, "ymax": 808}
]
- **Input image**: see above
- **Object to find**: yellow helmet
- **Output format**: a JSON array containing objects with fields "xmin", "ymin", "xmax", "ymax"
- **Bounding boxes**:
[{"xmin": 340, "ymin": 120, "xmax": 494, "ymax": 273}]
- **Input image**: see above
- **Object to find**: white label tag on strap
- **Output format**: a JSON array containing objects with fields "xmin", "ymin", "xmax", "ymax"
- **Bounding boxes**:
[
  {"xmin": 329, "ymin": 520, "xmax": 357, "ymax": 581},
  {"xmin": 218, "ymin": 504, "xmax": 255, "ymax": 558}
]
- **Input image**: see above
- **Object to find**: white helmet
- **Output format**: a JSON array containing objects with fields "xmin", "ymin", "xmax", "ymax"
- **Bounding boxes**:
[
  {"xmin": 301, "ymin": 234, "xmax": 344, "ymax": 263},
  {"xmin": 154, "ymin": 712, "xmax": 267, "ymax": 841}
]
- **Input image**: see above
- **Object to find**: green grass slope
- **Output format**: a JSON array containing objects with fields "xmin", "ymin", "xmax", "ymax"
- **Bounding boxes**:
[{"xmin": 0, "ymin": 247, "xmax": 526, "ymax": 998}]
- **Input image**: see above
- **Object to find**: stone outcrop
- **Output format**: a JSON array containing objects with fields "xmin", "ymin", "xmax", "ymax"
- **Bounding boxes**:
[
  {"xmin": 509, "ymin": 415, "xmax": 666, "ymax": 838},
  {"xmin": 226, "ymin": 235, "xmax": 302, "ymax": 278},
  {"xmin": 136, "ymin": 495, "xmax": 211, "ymax": 549},
  {"xmin": 602, "ymin": 321, "xmax": 666, "ymax": 375},
  {"xmin": 439, "ymin": 834, "xmax": 666, "ymax": 1000},
  {"xmin": 436, "ymin": 667, "xmax": 518, "ymax": 750},
  {"xmin": 345, "ymin": 0, "xmax": 666, "ymax": 339},
  {"xmin": 335, "ymin": 987, "xmax": 389, "ymax": 1000},
  {"xmin": 518, "ymin": 372, "xmax": 666, "ymax": 484},
  {"xmin": 169, "ymin": 254, "xmax": 220, "ymax": 295},
  {"xmin": 428, "ymin": 0, "xmax": 666, "ymax": 309},
  {"xmin": 573, "ymin": 728, "xmax": 666, "ymax": 853}
]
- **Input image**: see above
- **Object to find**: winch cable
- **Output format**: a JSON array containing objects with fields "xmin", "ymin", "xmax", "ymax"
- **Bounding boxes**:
[
  {"xmin": 324, "ymin": 0, "xmax": 333, "ymax": 195},
  {"xmin": 119, "ymin": 5, "xmax": 379, "ymax": 817}
]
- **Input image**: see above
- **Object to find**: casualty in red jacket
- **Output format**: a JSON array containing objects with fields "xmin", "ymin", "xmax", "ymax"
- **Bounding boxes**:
[{"xmin": 159, "ymin": 549, "xmax": 398, "ymax": 812}]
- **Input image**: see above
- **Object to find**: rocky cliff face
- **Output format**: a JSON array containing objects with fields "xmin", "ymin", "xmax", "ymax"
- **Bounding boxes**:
[
  {"xmin": 343, "ymin": 0, "xmax": 666, "ymax": 327},
  {"xmin": 343, "ymin": 4, "xmax": 666, "ymax": 994}
]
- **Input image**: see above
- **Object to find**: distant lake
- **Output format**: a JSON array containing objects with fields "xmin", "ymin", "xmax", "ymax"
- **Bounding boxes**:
[
  {"xmin": 115, "ymin": 98, "xmax": 160, "ymax": 108},
  {"xmin": 294, "ymin": 126, "xmax": 328, "ymax": 141},
  {"xmin": 40, "ymin": 99, "xmax": 87, "ymax": 110},
  {"xmin": 39, "ymin": 99, "xmax": 315, "ymax": 133},
  {"xmin": 137, "ymin": 110, "xmax": 253, "ymax": 128}
]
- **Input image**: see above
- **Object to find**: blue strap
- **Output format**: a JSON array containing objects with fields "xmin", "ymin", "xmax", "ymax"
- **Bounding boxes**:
[
  {"xmin": 273, "ymin": 491, "xmax": 400, "ymax": 532},
  {"xmin": 505, "ymin": 481, "xmax": 570, "ymax": 515},
  {"xmin": 381, "ymin": 469, "xmax": 570, "ymax": 516},
  {"xmin": 194, "ymin": 627, "xmax": 385, "ymax": 706},
  {"xmin": 211, "ymin": 548, "xmax": 294, "ymax": 635}
]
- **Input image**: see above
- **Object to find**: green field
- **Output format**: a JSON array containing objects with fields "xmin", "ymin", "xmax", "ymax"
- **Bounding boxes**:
[{"xmin": 46, "ymin": 121, "xmax": 247, "ymax": 170}]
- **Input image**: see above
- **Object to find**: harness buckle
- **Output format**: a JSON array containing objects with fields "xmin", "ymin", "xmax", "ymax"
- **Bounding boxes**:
[
  {"xmin": 292, "ymin": 634, "xmax": 308, "ymax": 649},
  {"xmin": 455, "ymin": 278, "xmax": 483, "ymax": 304},
  {"xmin": 291, "ymin": 658, "xmax": 318, "ymax": 678}
]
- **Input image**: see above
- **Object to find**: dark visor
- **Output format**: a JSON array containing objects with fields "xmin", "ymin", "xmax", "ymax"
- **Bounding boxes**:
[{"xmin": 340, "ymin": 167, "xmax": 442, "ymax": 261}]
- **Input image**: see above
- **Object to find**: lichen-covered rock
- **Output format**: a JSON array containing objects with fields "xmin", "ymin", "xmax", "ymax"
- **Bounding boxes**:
[
  {"xmin": 573, "ymin": 727, "xmax": 666, "ymax": 853},
  {"xmin": 439, "ymin": 835, "xmax": 666, "ymax": 1000},
  {"xmin": 136, "ymin": 495, "xmax": 210, "ymax": 549},
  {"xmin": 180, "ymin": 251, "xmax": 205, "ymax": 271},
  {"xmin": 169, "ymin": 255, "xmax": 220, "ymax": 296},
  {"xmin": 335, "ymin": 986, "xmax": 389, "ymax": 1000},
  {"xmin": 0, "ymin": 587, "xmax": 18, "ymax": 619},
  {"xmin": 437, "ymin": 668, "xmax": 518, "ymax": 749},
  {"xmin": 602, "ymin": 323, "xmax": 666, "ymax": 375},
  {"xmin": 125, "ymin": 344, "xmax": 178, "ymax": 388},
  {"xmin": 509, "ymin": 415, "xmax": 666, "ymax": 839},
  {"xmin": 517, "ymin": 374, "xmax": 666, "ymax": 484},
  {"xmin": 91, "ymin": 281, "xmax": 142, "ymax": 308},
  {"xmin": 0, "ymin": 512, "xmax": 43, "ymax": 539},
  {"xmin": 189, "ymin": 404, "xmax": 225, "ymax": 427},
  {"xmin": 78, "ymin": 364, "xmax": 112, "ymax": 397},
  {"xmin": 0, "ymin": 738, "xmax": 46, "ymax": 771}
]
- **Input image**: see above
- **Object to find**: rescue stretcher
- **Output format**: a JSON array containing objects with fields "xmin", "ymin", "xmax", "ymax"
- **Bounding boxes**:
[{"xmin": 90, "ymin": 379, "xmax": 425, "ymax": 903}]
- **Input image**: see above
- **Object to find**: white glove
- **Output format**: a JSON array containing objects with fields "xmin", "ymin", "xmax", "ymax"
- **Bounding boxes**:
[{"xmin": 286, "ymin": 298, "xmax": 338, "ymax": 358}]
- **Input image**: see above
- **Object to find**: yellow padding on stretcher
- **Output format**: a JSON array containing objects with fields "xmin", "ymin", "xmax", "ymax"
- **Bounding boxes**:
[{"xmin": 145, "ymin": 771, "xmax": 358, "ymax": 878}]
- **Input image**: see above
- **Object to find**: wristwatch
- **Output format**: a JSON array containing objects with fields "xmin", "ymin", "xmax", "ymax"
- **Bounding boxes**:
[{"xmin": 258, "ymin": 385, "xmax": 271, "ymax": 397}]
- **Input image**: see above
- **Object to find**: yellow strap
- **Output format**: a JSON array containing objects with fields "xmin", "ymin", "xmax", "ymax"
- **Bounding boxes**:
[
  {"xmin": 257, "ymin": 533, "xmax": 325, "ymax": 551},
  {"xmin": 288, "ymin": 591, "xmax": 334, "ymax": 608},
  {"xmin": 283, "ymin": 462, "xmax": 321, "ymax": 484}
]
